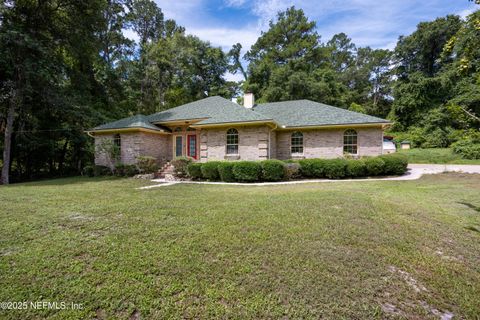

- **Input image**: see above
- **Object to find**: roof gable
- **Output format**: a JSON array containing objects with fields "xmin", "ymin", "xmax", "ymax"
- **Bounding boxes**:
[
  {"xmin": 148, "ymin": 96, "xmax": 271, "ymax": 124},
  {"xmin": 93, "ymin": 114, "xmax": 164, "ymax": 131}
]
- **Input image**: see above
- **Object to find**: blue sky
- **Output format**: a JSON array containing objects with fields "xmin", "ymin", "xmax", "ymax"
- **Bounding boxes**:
[{"xmin": 125, "ymin": 1, "xmax": 478, "ymax": 81}]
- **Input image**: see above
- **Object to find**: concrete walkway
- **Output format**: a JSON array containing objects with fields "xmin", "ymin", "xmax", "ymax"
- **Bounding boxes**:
[{"xmin": 138, "ymin": 164, "xmax": 480, "ymax": 189}]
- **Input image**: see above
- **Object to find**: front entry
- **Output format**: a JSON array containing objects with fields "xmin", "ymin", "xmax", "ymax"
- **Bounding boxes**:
[{"xmin": 187, "ymin": 134, "xmax": 197, "ymax": 159}]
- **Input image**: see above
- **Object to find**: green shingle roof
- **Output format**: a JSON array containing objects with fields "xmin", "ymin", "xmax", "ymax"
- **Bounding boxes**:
[
  {"xmin": 148, "ymin": 96, "xmax": 271, "ymax": 125},
  {"xmin": 92, "ymin": 114, "xmax": 164, "ymax": 131},
  {"xmin": 91, "ymin": 97, "xmax": 390, "ymax": 132},
  {"xmin": 253, "ymin": 100, "xmax": 390, "ymax": 127}
]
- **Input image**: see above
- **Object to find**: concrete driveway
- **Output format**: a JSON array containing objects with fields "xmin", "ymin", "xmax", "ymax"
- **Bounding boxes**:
[{"xmin": 402, "ymin": 164, "xmax": 480, "ymax": 180}]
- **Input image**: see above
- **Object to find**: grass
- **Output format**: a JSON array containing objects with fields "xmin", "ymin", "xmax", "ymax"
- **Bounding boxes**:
[
  {"xmin": 398, "ymin": 148, "xmax": 480, "ymax": 164},
  {"xmin": 1, "ymin": 174, "xmax": 480, "ymax": 319}
]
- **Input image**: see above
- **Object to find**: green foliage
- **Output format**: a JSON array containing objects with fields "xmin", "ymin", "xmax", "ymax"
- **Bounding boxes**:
[
  {"xmin": 187, "ymin": 163, "xmax": 203, "ymax": 180},
  {"xmin": 379, "ymin": 154, "xmax": 409, "ymax": 175},
  {"xmin": 345, "ymin": 159, "xmax": 366, "ymax": 177},
  {"xmin": 322, "ymin": 159, "xmax": 347, "ymax": 179},
  {"xmin": 232, "ymin": 161, "xmax": 261, "ymax": 182},
  {"xmin": 261, "ymin": 160, "xmax": 286, "ymax": 181},
  {"xmin": 200, "ymin": 161, "xmax": 221, "ymax": 181},
  {"xmin": 452, "ymin": 134, "xmax": 480, "ymax": 159},
  {"xmin": 82, "ymin": 166, "xmax": 95, "ymax": 177},
  {"xmin": 114, "ymin": 164, "xmax": 138, "ymax": 177},
  {"xmin": 171, "ymin": 157, "xmax": 193, "ymax": 178},
  {"xmin": 348, "ymin": 103, "xmax": 366, "ymax": 114},
  {"xmin": 364, "ymin": 158, "xmax": 385, "ymax": 176},
  {"xmin": 398, "ymin": 148, "xmax": 480, "ymax": 164},
  {"xmin": 136, "ymin": 156, "xmax": 158, "ymax": 173},
  {"xmin": 94, "ymin": 165, "xmax": 112, "ymax": 177},
  {"xmin": 299, "ymin": 159, "xmax": 326, "ymax": 178},
  {"xmin": 217, "ymin": 162, "xmax": 236, "ymax": 182},
  {"xmin": 284, "ymin": 162, "xmax": 302, "ymax": 180}
]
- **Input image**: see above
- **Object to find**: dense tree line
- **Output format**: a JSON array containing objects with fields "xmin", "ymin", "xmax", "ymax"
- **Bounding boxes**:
[{"xmin": 1, "ymin": 1, "xmax": 479, "ymax": 183}]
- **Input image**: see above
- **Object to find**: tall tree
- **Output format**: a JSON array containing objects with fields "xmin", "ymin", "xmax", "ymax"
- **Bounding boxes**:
[
  {"xmin": 228, "ymin": 43, "xmax": 247, "ymax": 81},
  {"xmin": 244, "ymin": 6, "xmax": 327, "ymax": 102}
]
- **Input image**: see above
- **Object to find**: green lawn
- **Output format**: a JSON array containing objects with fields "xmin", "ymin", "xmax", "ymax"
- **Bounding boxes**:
[
  {"xmin": 398, "ymin": 148, "xmax": 480, "ymax": 164},
  {"xmin": 1, "ymin": 175, "xmax": 480, "ymax": 319}
]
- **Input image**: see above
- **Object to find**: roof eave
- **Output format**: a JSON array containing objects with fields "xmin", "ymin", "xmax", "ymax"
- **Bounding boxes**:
[
  {"xmin": 278, "ymin": 122, "xmax": 392, "ymax": 130},
  {"xmin": 149, "ymin": 117, "xmax": 209, "ymax": 125},
  {"xmin": 190, "ymin": 119, "xmax": 277, "ymax": 128},
  {"xmin": 85, "ymin": 127, "xmax": 169, "ymax": 135}
]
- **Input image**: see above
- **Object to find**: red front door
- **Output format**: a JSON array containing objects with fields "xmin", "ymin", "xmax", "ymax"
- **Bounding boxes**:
[{"xmin": 187, "ymin": 135, "xmax": 197, "ymax": 159}]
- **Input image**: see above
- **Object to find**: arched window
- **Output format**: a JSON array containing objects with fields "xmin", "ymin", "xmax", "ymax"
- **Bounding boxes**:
[
  {"xmin": 113, "ymin": 134, "xmax": 121, "ymax": 160},
  {"xmin": 226, "ymin": 128, "xmax": 239, "ymax": 154},
  {"xmin": 343, "ymin": 129, "xmax": 358, "ymax": 154},
  {"xmin": 291, "ymin": 132, "xmax": 303, "ymax": 154}
]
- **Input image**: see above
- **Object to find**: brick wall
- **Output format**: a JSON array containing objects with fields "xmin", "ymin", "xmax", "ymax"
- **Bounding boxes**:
[
  {"xmin": 200, "ymin": 125, "xmax": 270, "ymax": 161},
  {"xmin": 94, "ymin": 132, "xmax": 170, "ymax": 167},
  {"xmin": 94, "ymin": 126, "xmax": 384, "ymax": 165},
  {"xmin": 275, "ymin": 127, "xmax": 383, "ymax": 160}
]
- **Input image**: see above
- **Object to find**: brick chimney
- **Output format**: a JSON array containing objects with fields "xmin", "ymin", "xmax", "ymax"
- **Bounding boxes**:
[{"xmin": 244, "ymin": 92, "xmax": 255, "ymax": 109}]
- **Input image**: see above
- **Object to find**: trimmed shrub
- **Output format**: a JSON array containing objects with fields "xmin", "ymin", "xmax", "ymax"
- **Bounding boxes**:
[
  {"xmin": 201, "ymin": 161, "xmax": 221, "ymax": 181},
  {"xmin": 94, "ymin": 165, "xmax": 111, "ymax": 176},
  {"xmin": 233, "ymin": 161, "xmax": 261, "ymax": 182},
  {"xmin": 171, "ymin": 156, "xmax": 193, "ymax": 178},
  {"xmin": 379, "ymin": 154, "xmax": 408, "ymax": 175},
  {"xmin": 284, "ymin": 162, "xmax": 301, "ymax": 180},
  {"xmin": 365, "ymin": 157, "xmax": 385, "ymax": 176},
  {"xmin": 261, "ymin": 160, "xmax": 286, "ymax": 181},
  {"xmin": 299, "ymin": 159, "xmax": 325, "ymax": 178},
  {"xmin": 322, "ymin": 159, "xmax": 347, "ymax": 179},
  {"xmin": 187, "ymin": 163, "xmax": 203, "ymax": 180},
  {"xmin": 218, "ymin": 162, "xmax": 236, "ymax": 182},
  {"xmin": 136, "ymin": 156, "xmax": 158, "ymax": 173},
  {"xmin": 82, "ymin": 165, "xmax": 94, "ymax": 177},
  {"xmin": 345, "ymin": 159, "xmax": 366, "ymax": 177},
  {"xmin": 299, "ymin": 159, "xmax": 315, "ymax": 177}
]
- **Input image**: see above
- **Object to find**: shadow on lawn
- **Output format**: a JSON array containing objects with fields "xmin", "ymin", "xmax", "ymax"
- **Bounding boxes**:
[
  {"xmin": 5, "ymin": 176, "xmax": 121, "ymax": 187},
  {"xmin": 458, "ymin": 201, "xmax": 480, "ymax": 212}
]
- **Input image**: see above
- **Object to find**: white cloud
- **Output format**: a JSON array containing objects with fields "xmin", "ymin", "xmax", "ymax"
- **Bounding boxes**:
[
  {"xmin": 189, "ymin": 25, "xmax": 259, "ymax": 52},
  {"xmin": 252, "ymin": 0, "xmax": 293, "ymax": 29},
  {"xmin": 224, "ymin": 0, "xmax": 247, "ymax": 8},
  {"xmin": 458, "ymin": 7, "xmax": 476, "ymax": 19}
]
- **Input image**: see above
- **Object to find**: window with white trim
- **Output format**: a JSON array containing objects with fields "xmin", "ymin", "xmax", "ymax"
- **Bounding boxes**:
[
  {"xmin": 343, "ymin": 129, "xmax": 358, "ymax": 154},
  {"xmin": 226, "ymin": 128, "xmax": 239, "ymax": 155},
  {"xmin": 291, "ymin": 132, "xmax": 303, "ymax": 154}
]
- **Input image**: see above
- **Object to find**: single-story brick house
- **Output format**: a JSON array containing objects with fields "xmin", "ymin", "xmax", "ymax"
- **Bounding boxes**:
[{"xmin": 88, "ymin": 94, "xmax": 391, "ymax": 167}]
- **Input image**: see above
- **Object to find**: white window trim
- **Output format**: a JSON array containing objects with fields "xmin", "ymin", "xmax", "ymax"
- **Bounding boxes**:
[
  {"xmin": 290, "ymin": 132, "xmax": 304, "ymax": 156},
  {"xmin": 226, "ymin": 128, "xmax": 239, "ymax": 155},
  {"xmin": 343, "ymin": 129, "xmax": 358, "ymax": 155}
]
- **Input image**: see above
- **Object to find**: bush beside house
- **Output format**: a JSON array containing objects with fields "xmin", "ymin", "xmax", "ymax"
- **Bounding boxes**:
[
  {"xmin": 184, "ymin": 154, "xmax": 408, "ymax": 183},
  {"xmin": 217, "ymin": 162, "xmax": 236, "ymax": 182}
]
